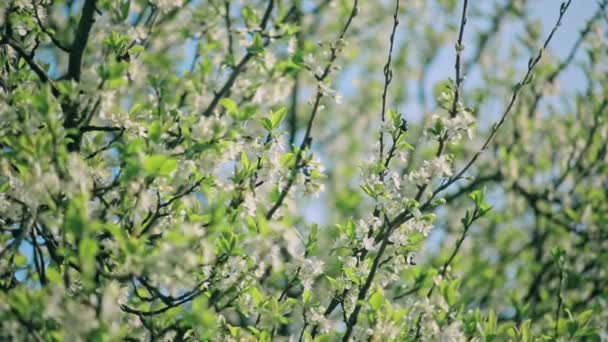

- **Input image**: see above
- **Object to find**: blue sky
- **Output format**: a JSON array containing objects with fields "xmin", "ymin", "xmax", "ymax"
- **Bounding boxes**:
[{"xmin": 302, "ymin": 1, "xmax": 600, "ymax": 223}]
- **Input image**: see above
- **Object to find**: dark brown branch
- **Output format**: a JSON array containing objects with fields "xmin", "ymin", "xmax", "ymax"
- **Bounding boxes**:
[
  {"xmin": 1, "ymin": 39, "xmax": 59, "ymax": 96},
  {"xmin": 139, "ymin": 177, "xmax": 207, "ymax": 237},
  {"xmin": 223, "ymin": 0, "xmax": 234, "ymax": 56},
  {"xmin": 80, "ymin": 125, "xmax": 124, "ymax": 133},
  {"xmin": 86, "ymin": 129, "xmax": 125, "ymax": 159},
  {"xmin": 67, "ymin": 0, "xmax": 98, "ymax": 81}
]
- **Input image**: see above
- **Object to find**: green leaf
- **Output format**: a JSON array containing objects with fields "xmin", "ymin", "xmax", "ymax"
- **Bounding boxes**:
[
  {"xmin": 485, "ymin": 309, "xmax": 497, "ymax": 333},
  {"xmin": 238, "ymin": 104, "xmax": 258, "ymax": 121},
  {"xmin": 256, "ymin": 213, "xmax": 271, "ymax": 235},
  {"xmin": 369, "ymin": 291, "xmax": 385, "ymax": 310},
  {"xmin": 119, "ymin": 0, "xmax": 131, "ymax": 21},
  {"xmin": 567, "ymin": 319, "xmax": 579, "ymax": 337},
  {"xmin": 397, "ymin": 136, "xmax": 414, "ymax": 150},
  {"xmin": 220, "ymin": 98, "xmax": 238, "ymax": 114},
  {"xmin": 65, "ymin": 197, "xmax": 87, "ymax": 235},
  {"xmin": 143, "ymin": 155, "xmax": 178, "ymax": 177},
  {"xmin": 261, "ymin": 118, "xmax": 273, "ymax": 131},
  {"xmin": 279, "ymin": 152, "xmax": 295, "ymax": 167},
  {"xmin": 360, "ymin": 183, "xmax": 376, "ymax": 199},
  {"xmin": 14, "ymin": 254, "xmax": 27, "ymax": 267},
  {"xmin": 242, "ymin": 6, "xmax": 260, "ymax": 25},
  {"xmin": 325, "ymin": 275, "xmax": 339, "ymax": 289},
  {"xmin": 388, "ymin": 109, "xmax": 401, "ymax": 130},
  {"xmin": 240, "ymin": 151, "xmax": 250, "ymax": 171},
  {"xmin": 303, "ymin": 289, "xmax": 312, "ymax": 305},
  {"xmin": 191, "ymin": 296, "xmax": 218, "ymax": 338},
  {"xmin": 441, "ymin": 279, "xmax": 460, "ymax": 306},
  {"xmin": 306, "ymin": 223, "xmax": 319, "ymax": 254},
  {"xmin": 469, "ymin": 189, "xmax": 484, "ymax": 207},
  {"xmin": 129, "ymin": 45, "xmax": 145, "ymax": 55},
  {"xmin": 148, "ymin": 121, "xmax": 162, "ymax": 142},
  {"xmin": 512, "ymin": 82, "xmax": 522, "ymax": 92},
  {"xmin": 247, "ymin": 33, "xmax": 265, "ymax": 55},
  {"xmin": 270, "ymin": 107, "xmax": 287, "ymax": 129},
  {"xmin": 576, "ymin": 309, "xmax": 593, "ymax": 327},
  {"xmin": 345, "ymin": 219, "xmax": 356, "ymax": 238},
  {"xmin": 79, "ymin": 238, "xmax": 99, "ymax": 277},
  {"xmin": 429, "ymin": 117, "xmax": 445, "ymax": 136},
  {"xmin": 520, "ymin": 320, "xmax": 532, "ymax": 342},
  {"xmin": 343, "ymin": 267, "xmax": 360, "ymax": 285},
  {"xmin": 433, "ymin": 79, "xmax": 454, "ymax": 109}
]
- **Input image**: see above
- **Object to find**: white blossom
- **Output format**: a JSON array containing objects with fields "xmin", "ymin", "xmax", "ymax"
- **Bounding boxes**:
[
  {"xmin": 288, "ymin": 37, "xmax": 297, "ymax": 55},
  {"xmin": 362, "ymin": 236, "xmax": 376, "ymax": 251}
]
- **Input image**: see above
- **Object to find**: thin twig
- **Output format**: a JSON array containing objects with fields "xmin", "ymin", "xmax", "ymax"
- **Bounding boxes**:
[
  {"xmin": 415, "ymin": 0, "xmax": 469, "ymax": 204},
  {"xmin": 266, "ymin": 0, "xmax": 359, "ymax": 220},
  {"xmin": 32, "ymin": 0, "xmax": 71, "ymax": 52},
  {"xmin": 377, "ymin": 0, "xmax": 400, "ymax": 178},
  {"xmin": 390, "ymin": 0, "xmax": 573, "ymax": 230},
  {"xmin": 201, "ymin": 0, "xmax": 276, "ymax": 117}
]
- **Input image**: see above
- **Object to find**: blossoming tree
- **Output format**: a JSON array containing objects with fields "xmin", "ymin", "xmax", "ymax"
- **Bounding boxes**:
[{"xmin": 1, "ymin": 0, "xmax": 607, "ymax": 340}]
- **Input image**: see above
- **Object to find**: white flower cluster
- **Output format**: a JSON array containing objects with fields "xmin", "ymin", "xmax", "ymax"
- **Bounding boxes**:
[
  {"xmin": 127, "ymin": 26, "xmax": 148, "ymax": 44},
  {"xmin": 252, "ymin": 77, "xmax": 292, "ymax": 105},
  {"xmin": 287, "ymin": 37, "xmax": 298, "ymax": 56},
  {"xmin": 152, "ymin": 0, "xmax": 184, "ymax": 13},
  {"xmin": 299, "ymin": 156, "xmax": 326, "ymax": 197},
  {"xmin": 309, "ymin": 307, "xmax": 332, "ymax": 333},
  {"xmin": 355, "ymin": 217, "xmax": 382, "ymax": 250},
  {"xmin": 430, "ymin": 104, "xmax": 476, "ymax": 142},
  {"xmin": 318, "ymin": 81, "xmax": 343, "ymax": 104},
  {"xmin": 300, "ymin": 257, "xmax": 325, "ymax": 290},
  {"xmin": 191, "ymin": 114, "xmax": 228, "ymax": 141},
  {"xmin": 408, "ymin": 155, "xmax": 453, "ymax": 186}
]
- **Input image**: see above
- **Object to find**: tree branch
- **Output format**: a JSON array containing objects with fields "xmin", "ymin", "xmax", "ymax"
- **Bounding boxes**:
[{"xmin": 67, "ymin": 0, "xmax": 98, "ymax": 81}]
